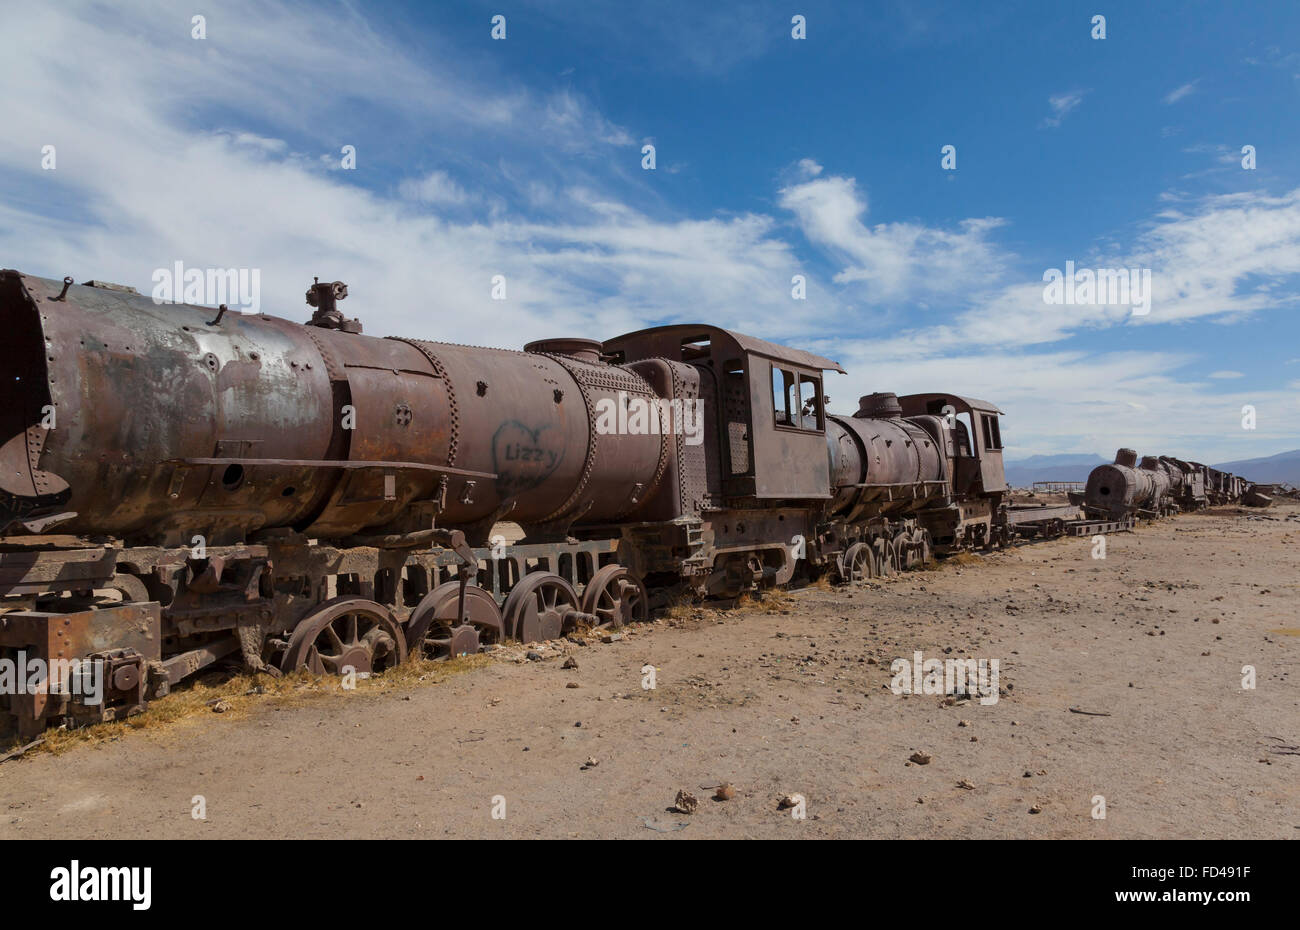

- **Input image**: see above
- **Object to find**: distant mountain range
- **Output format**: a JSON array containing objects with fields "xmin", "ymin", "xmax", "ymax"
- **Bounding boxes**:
[
  {"xmin": 1003, "ymin": 453, "xmax": 1108, "ymax": 488},
  {"xmin": 1001, "ymin": 449, "xmax": 1300, "ymax": 487},
  {"xmin": 1210, "ymin": 449, "xmax": 1300, "ymax": 485}
]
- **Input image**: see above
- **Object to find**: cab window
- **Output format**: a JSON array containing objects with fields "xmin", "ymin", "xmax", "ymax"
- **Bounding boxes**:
[
  {"xmin": 798, "ymin": 374, "xmax": 823, "ymax": 430},
  {"xmin": 772, "ymin": 366, "xmax": 796, "ymax": 425},
  {"xmin": 981, "ymin": 414, "xmax": 1002, "ymax": 451},
  {"xmin": 772, "ymin": 364, "xmax": 823, "ymax": 431}
]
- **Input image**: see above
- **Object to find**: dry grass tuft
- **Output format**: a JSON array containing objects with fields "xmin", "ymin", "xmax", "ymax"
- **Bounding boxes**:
[
  {"xmin": 935, "ymin": 551, "xmax": 983, "ymax": 569},
  {"xmin": 735, "ymin": 586, "xmax": 798, "ymax": 614},
  {"xmin": 4, "ymin": 654, "xmax": 490, "ymax": 757},
  {"xmin": 661, "ymin": 592, "xmax": 698, "ymax": 620}
]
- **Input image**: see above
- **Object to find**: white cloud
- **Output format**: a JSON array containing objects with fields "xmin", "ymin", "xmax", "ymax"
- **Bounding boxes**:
[
  {"xmin": 538, "ymin": 90, "xmax": 635, "ymax": 150},
  {"xmin": 1135, "ymin": 189, "xmax": 1300, "ymax": 323},
  {"xmin": 1041, "ymin": 90, "xmax": 1088, "ymax": 127},
  {"xmin": 398, "ymin": 170, "xmax": 471, "ymax": 206},
  {"xmin": 223, "ymin": 132, "xmax": 289, "ymax": 154},
  {"xmin": 854, "ymin": 186, "xmax": 1300, "ymax": 353},
  {"xmin": 0, "ymin": 0, "xmax": 786, "ymax": 348},
  {"xmin": 1208, "ymin": 370, "xmax": 1243, "ymax": 379},
  {"xmin": 796, "ymin": 158, "xmax": 823, "ymax": 178},
  {"xmin": 778, "ymin": 173, "xmax": 1009, "ymax": 303},
  {"xmin": 1163, "ymin": 81, "xmax": 1198, "ymax": 104}
]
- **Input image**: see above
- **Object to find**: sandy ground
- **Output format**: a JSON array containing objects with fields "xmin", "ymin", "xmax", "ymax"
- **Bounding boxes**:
[{"xmin": 2, "ymin": 503, "xmax": 1297, "ymax": 839}]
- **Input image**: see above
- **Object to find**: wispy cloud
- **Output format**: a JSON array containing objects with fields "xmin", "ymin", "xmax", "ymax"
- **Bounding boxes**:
[
  {"xmin": 398, "ymin": 170, "xmax": 471, "ymax": 206},
  {"xmin": 1163, "ymin": 81, "xmax": 1199, "ymax": 104},
  {"xmin": 778, "ymin": 171, "xmax": 1009, "ymax": 304},
  {"xmin": 786, "ymin": 181, "xmax": 1300, "ymax": 355},
  {"xmin": 795, "ymin": 158, "xmax": 823, "ymax": 178},
  {"xmin": 1041, "ymin": 90, "xmax": 1088, "ymax": 128}
]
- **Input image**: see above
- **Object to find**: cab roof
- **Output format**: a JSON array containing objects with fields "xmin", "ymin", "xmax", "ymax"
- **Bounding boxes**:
[{"xmin": 603, "ymin": 323, "xmax": 846, "ymax": 374}]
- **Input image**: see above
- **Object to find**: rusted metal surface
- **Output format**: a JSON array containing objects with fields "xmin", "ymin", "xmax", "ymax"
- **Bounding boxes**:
[
  {"xmin": 1065, "ymin": 517, "xmax": 1135, "ymax": 536},
  {"xmin": 603, "ymin": 323, "xmax": 842, "ymax": 502},
  {"xmin": 279, "ymin": 597, "xmax": 406, "ymax": 674},
  {"xmin": 1084, "ymin": 448, "xmax": 1254, "ymax": 519},
  {"xmin": 1084, "ymin": 452, "xmax": 1165, "ymax": 519},
  {"xmin": 1242, "ymin": 488, "xmax": 1274, "ymax": 508},
  {"xmin": 405, "ymin": 582, "xmax": 504, "ymax": 661},
  {"xmin": 0, "ymin": 602, "xmax": 161, "ymax": 737},
  {"xmin": 580, "ymin": 564, "xmax": 649, "ymax": 629},
  {"xmin": 895, "ymin": 393, "xmax": 1008, "ymax": 496},
  {"xmin": 603, "ymin": 323, "xmax": 846, "ymax": 374},
  {"xmin": 827, "ymin": 394, "xmax": 947, "ymax": 521},
  {"xmin": 1005, "ymin": 503, "xmax": 1083, "ymax": 526},
  {"xmin": 501, "ymin": 573, "xmax": 583, "ymax": 643}
]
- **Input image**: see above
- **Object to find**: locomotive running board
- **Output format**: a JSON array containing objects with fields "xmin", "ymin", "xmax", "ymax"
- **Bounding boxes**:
[{"xmin": 176, "ymin": 457, "xmax": 497, "ymax": 479}]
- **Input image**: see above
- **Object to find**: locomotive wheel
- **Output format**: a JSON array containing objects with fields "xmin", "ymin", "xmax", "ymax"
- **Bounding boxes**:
[
  {"xmin": 108, "ymin": 573, "xmax": 151, "ymax": 603},
  {"xmin": 406, "ymin": 582, "xmax": 505, "ymax": 661},
  {"xmin": 871, "ymin": 537, "xmax": 896, "ymax": 576},
  {"xmin": 916, "ymin": 529, "xmax": 933, "ymax": 565},
  {"xmin": 502, "ymin": 573, "xmax": 580, "ymax": 644},
  {"xmin": 839, "ymin": 542, "xmax": 872, "ymax": 584},
  {"xmin": 895, "ymin": 530, "xmax": 930, "ymax": 571},
  {"xmin": 280, "ymin": 597, "xmax": 407, "ymax": 676},
  {"xmin": 581, "ymin": 565, "xmax": 649, "ymax": 629}
]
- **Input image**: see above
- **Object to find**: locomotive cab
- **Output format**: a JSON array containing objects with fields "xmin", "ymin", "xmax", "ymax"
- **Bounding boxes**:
[
  {"xmin": 602, "ymin": 324, "xmax": 845, "ymax": 504},
  {"xmin": 893, "ymin": 393, "xmax": 1008, "ymax": 552},
  {"xmin": 897, "ymin": 393, "xmax": 1008, "ymax": 496}
]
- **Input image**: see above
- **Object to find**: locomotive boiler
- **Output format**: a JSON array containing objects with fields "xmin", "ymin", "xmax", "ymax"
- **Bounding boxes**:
[
  {"xmin": 1084, "ymin": 448, "xmax": 1171, "ymax": 519},
  {"xmin": 0, "ymin": 275, "xmax": 660, "ymax": 545}
]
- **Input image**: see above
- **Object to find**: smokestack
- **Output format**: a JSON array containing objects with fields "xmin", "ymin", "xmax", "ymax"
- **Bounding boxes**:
[{"xmin": 856, "ymin": 392, "xmax": 902, "ymax": 418}]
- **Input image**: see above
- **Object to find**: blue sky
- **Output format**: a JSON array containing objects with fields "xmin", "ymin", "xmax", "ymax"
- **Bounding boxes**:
[{"xmin": 1, "ymin": 0, "xmax": 1297, "ymax": 462}]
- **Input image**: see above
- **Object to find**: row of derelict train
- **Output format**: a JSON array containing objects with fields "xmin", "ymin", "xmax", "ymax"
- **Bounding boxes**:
[
  {"xmin": 0, "ymin": 270, "xmax": 1266, "ymax": 736},
  {"xmin": 1080, "ymin": 448, "xmax": 1262, "ymax": 519}
]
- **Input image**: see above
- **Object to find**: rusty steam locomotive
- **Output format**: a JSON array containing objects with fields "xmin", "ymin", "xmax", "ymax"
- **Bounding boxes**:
[
  {"xmin": 1081, "ymin": 448, "xmax": 1256, "ymax": 519},
  {"xmin": 0, "ymin": 269, "xmax": 1251, "ymax": 736}
]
